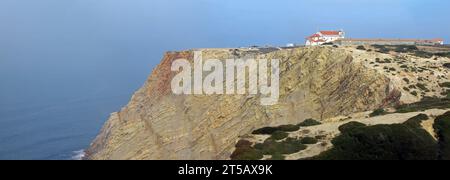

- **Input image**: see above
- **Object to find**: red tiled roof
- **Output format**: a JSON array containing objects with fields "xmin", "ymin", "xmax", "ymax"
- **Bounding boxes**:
[
  {"xmin": 432, "ymin": 38, "xmax": 444, "ymax": 42},
  {"xmin": 320, "ymin": 31, "xmax": 341, "ymax": 36},
  {"xmin": 305, "ymin": 33, "xmax": 321, "ymax": 40}
]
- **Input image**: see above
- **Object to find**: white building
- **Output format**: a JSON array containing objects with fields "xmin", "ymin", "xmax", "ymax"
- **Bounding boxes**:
[
  {"xmin": 433, "ymin": 38, "xmax": 445, "ymax": 45},
  {"xmin": 305, "ymin": 30, "xmax": 345, "ymax": 46},
  {"xmin": 286, "ymin": 43, "xmax": 295, "ymax": 47}
]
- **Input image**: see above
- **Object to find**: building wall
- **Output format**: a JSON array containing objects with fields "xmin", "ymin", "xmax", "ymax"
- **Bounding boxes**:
[
  {"xmin": 336, "ymin": 40, "xmax": 440, "ymax": 46},
  {"xmin": 306, "ymin": 36, "xmax": 344, "ymax": 46}
]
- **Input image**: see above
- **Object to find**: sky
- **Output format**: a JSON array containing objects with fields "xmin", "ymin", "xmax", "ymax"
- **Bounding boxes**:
[
  {"xmin": 1, "ymin": 0, "xmax": 449, "ymax": 105},
  {"xmin": 0, "ymin": 0, "xmax": 449, "ymax": 159}
]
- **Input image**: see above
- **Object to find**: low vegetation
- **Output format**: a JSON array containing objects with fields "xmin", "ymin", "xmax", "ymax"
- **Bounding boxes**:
[
  {"xmin": 254, "ymin": 138, "xmax": 307, "ymax": 156},
  {"xmin": 372, "ymin": 45, "xmax": 390, "ymax": 54},
  {"xmin": 403, "ymin": 78, "xmax": 410, "ymax": 84},
  {"xmin": 230, "ymin": 140, "xmax": 263, "ymax": 160},
  {"xmin": 395, "ymin": 97, "xmax": 450, "ymax": 113},
  {"xmin": 369, "ymin": 45, "xmax": 450, "ymax": 59},
  {"xmin": 338, "ymin": 121, "xmax": 367, "ymax": 133},
  {"xmin": 297, "ymin": 119, "xmax": 322, "ymax": 127},
  {"xmin": 414, "ymin": 51, "xmax": 434, "ymax": 58},
  {"xmin": 442, "ymin": 90, "xmax": 450, "ymax": 98},
  {"xmin": 252, "ymin": 119, "xmax": 321, "ymax": 135},
  {"xmin": 416, "ymin": 83, "xmax": 429, "ymax": 91},
  {"xmin": 233, "ymin": 122, "xmax": 326, "ymax": 160},
  {"xmin": 252, "ymin": 124, "xmax": 299, "ymax": 135},
  {"xmin": 369, "ymin": 108, "xmax": 387, "ymax": 117},
  {"xmin": 235, "ymin": 110, "xmax": 450, "ymax": 160},
  {"xmin": 434, "ymin": 111, "xmax": 450, "ymax": 160},
  {"xmin": 310, "ymin": 118, "xmax": 438, "ymax": 160},
  {"xmin": 434, "ymin": 52, "xmax": 450, "ymax": 58},
  {"xmin": 356, "ymin": 45, "xmax": 366, "ymax": 50},
  {"xmin": 300, "ymin": 137, "xmax": 318, "ymax": 144},
  {"xmin": 271, "ymin": 131, "xmax": 289, "ymax": 140},
  {"xmin": 444, "ymin": 63, "xmax": 450, "ymax": 69},
  {"xmin": 403, "ymin": 114, "xmax": 429, "ymax": 127},
  {"xmin": 268, "ymin": 153, "xmax": 285, "ymax": 160},
  {"xmin": 394, "ymin": 45, "xmax": 418, "ymax": 53},
  {"xmin": 440, "ymin": 82, "xmax": 450, "ymax": 88}
]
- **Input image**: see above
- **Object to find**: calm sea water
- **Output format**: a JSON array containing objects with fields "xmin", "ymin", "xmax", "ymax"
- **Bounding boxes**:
[{"xmin": 1, "ymin": 0, "xmax": 447, "ymax": 160}]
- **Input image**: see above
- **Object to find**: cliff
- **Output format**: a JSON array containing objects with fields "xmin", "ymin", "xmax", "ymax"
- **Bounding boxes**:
[{"xmin": 85, "ymin": 46, "xmax": 449, "ymax": 160}]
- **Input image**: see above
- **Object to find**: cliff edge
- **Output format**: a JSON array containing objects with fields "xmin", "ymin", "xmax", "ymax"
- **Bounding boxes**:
[{"xmin": 85, "ymin": 46, "xmax": 449, "ymax": 160}]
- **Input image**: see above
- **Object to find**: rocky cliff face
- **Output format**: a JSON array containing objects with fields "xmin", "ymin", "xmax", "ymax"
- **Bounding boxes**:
[{"xmin": 85, "ymin": 46, "xmax": 399, "ymax": 160}]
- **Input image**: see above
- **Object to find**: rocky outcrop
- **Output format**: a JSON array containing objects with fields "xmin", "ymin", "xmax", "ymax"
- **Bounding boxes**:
[{"xmin": 85, "ymin": 47, "xmax": 397, "ymax": 160}]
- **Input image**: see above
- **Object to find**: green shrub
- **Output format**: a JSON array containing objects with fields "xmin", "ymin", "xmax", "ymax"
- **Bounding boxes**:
[
  {"xmin": 444, "ymin": 63, "xmax": 450, "ymax": 69},
  {"xmin": 278, "ymin": 124, "xmax": 300, "ymax": 132},
  {"xmin": 372, "ymin": 45, "xmax": 385, "ymax": 49},
  {"xmin": 369, "ymin": 108, "xmax": 387, "ymax": 117},
  {"xmin": 414, "ymin": 51, "xmax": 434, "ymax": 58},
  {"xmin": 254, "ymin": 138, "xmax": 306, "ymax": 155},
  {"xmin": 395, "ymin": 97, "xmax": 450, "ymax": 113},
  {"xmin": 269, "ymin": 153, "xmax": 285, "ymax": 160},
  {"xmin": 230, "ymin": 146, "xmax": 263, "ymax": 160},
  {"xmin": 298, "ymin": 119, "xmax": 321, "ymax": 127},
  {"xmin": 380, "ymin": 48, "xmax": 390, "ymax": 53},
  {"xmin": 416, "ymin": 83, "xmax": 429, "ymax": 91},
  {"xmin": 338, "ymin": 121, "xmax": 366, "ymax": 133},
  {"xmin": 300, "ymin": 137, "xmax": 318, "ymax": 144},
  {"xmin": 443, "ymin": 90, "xmax": 450, "ymax": 98},
  {"xmin": 315, "ymin": 135, "xmax": 327, "ymax": 140},
  {"xmin": 434, "ymin": 52, "xmax": 450, "ymax": 58},
  {"xmin": 404, "ymin": 114, "xmax": 429, "ymax": 127},
  {"xmin": 235, "ymin": 140, "xmax": 252, "ymax": 148},
  {"xmin": 311, "ymin": 122, "xmax": 438, "ymax": 160},
  {"xmin": 439, "ymin": 82, "xmax": 450, "ymax": 88},
  {"xmin": 356, "ymin": 45, "xmax": 366, "ymax": 50},
  {"xmin": 252, "ymin": 127, "xmax": 278, "ymax": 135},
  {"xmin": 271, "ymin": 131, "xmax": 289, "ymax": 140},
  {"xmin": 373, "ymin": 45, "xmax": 390, "ymax": 54},
  {"xmin": 252, "ymin": 124, "xmax": 300, "ymax": 135},
  {"xmin": 232, "ymin": 135, "xmax": 311, "ymax": 160},
  {"xmin": 403, "ymin": 78, "xmax": 410, "ymax": 84},
  {"xmin": 230, "ymin": 140, "xmax": 263, "ymax": 160},
  {"xmin": 394, "ymin": 45, "xmax": 418, "ymax": 53},
  {"xmin": 434, "ymin": 111, "xmax": 450, "ymax": 160}
]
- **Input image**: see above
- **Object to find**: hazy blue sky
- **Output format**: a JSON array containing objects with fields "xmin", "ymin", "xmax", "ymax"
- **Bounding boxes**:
[
  {"xmin": 0, "ymin": 0, "xmax": 449, "ymax": 159},
  {"xmin": 1, "ymin": 0, "xmax": 449, "ymax": 105}
]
